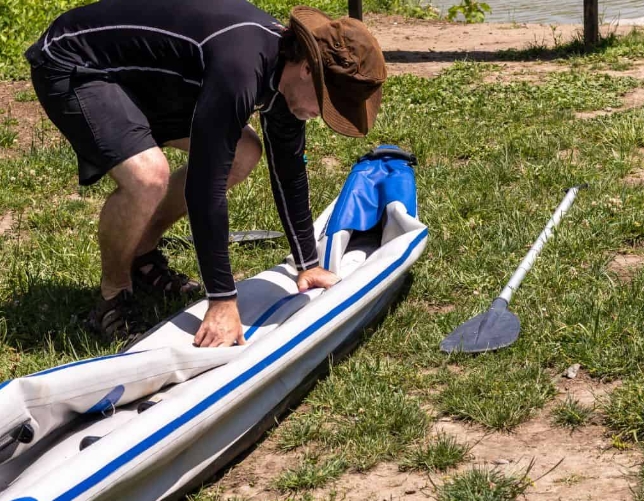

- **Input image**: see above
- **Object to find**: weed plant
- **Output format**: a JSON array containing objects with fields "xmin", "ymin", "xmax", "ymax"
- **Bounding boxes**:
[
  {"xmin": 550, "ymin": 396, "xmax": 594, "ymax": 429},
  {"xmin": 399, "ymin": 432, "xmax": 469, "ymax": 472},
  {"xmin": 436, "ymin": 466, "xmax": 533, "ymax": 501},
  {"xmin": 272, "ymin": 454, "xmax": 347, "ymax": 492}
]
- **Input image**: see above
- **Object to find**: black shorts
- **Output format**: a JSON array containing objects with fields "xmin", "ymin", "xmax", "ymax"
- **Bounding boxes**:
[{"xmin": 27, "ymin": 48, "xmax": 193, "ymax": 185}]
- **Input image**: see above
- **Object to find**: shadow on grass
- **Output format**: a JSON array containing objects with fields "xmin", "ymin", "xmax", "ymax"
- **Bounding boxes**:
[
  {"xmin": 0, "ymin": 281, "xmax": 194, "ymax": 353},
  {"xmin": 1, "ymin": 282, "xmax": 98, "ymax": 351},
  {"xmin": 383, "ymin": 32, "xmax": 622, "ymax": 65}
]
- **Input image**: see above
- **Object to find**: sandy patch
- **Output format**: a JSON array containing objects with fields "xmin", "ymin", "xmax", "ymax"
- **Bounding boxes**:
[
  {"xmin": 575, "ymin": 87, "xmax": 644, "ymax": 119},
  {"xmin": 482, "ymin": 62, "xmax": 565, "ymax": 84},
  {"xmin": 557, "ymin": 148, "xmax": 581, "ymax": 163},
  {"xmin": 432, "ymin": 375, "xmax": 638, "ymax": 501},
  {"xmin": 601, "ymin": 62, "xmax": 644, "ymax": 81},
  {"xmin": 409, "ymin": 298, "xmax": 456, "ymax": 315},
  {"xmin": 623, "ymin": 148, "xmax": 644, "ymax": 185},
  {"xmin": 0, "ymin": 81, "xmax": 59, "ymax": 159},
  {"xmin": 607, "ymin": 253, "xmax": 644, "ymax": 282},
  {"xmin": 0, "ymin": 211, "xmax": 14, "ymax": 236},
  {"xmin": 319, "ymin": 156, "xmax": 342, "ymax": 173},
  {"xmin": 366, "ymin": 15, "xmax": 634, "ymax": 79}
]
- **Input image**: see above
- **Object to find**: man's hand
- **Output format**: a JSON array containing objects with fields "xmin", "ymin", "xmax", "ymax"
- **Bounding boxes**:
[
  {"xmin": 194, "ymin": 298, "xmax": 246, "ymax": 348},
  {"xmin": 297, "ymin": 266, "xmax": 341, "ymax": 292}
]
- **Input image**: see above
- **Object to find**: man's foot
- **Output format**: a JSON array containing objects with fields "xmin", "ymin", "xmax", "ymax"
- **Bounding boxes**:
[
  {"xmin": 132, "ymin": 248, "xmax": 201, "ymax": 297},
  {"xmin": 86, "ymin": 290, "xmax": 147, "ymax": 343}
]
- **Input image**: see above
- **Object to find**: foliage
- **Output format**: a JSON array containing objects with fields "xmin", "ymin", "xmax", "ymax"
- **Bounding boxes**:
[
  {"xmin": 437, "ymin": 465, "xmax": 533, "ymax": 501},
  {"xmin": 603, "ymin": 380, "xmax": 644, "ymax": 442},
  {"xmin": 272, "ymin": 454, "xmax": 347, "ymax": 492},
  {"xmin": 399, "ymin": 433, "xmax": 469, "ymax": 472},
  {"xmin": 551, "ymin": 397, "xmax": 594, "ymax": 430},
  {"xmin": 447, "ymin": 0, "xmax": 491, "ymax": 24}
]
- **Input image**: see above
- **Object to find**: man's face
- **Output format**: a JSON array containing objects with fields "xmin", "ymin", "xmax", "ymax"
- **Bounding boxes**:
[{"xmin": 282, "ymin": 61, "xmax": 320, "ymax": 121}]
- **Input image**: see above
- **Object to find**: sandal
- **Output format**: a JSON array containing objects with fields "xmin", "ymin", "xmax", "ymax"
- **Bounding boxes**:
[
  {"xmin": 132, "ymin": 248, "xmax": 201, "ymax": 297},
  {"xmin": 86, "ymin": 290, "xmax": 147, "ymax": 343}
]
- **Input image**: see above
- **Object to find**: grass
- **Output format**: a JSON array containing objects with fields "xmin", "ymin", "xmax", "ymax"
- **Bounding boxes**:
[
  {"xmin": 399, "ymin": 432, "xmax": 470, "ymax": 472},
  {"xmin": 603, "ymin": 380, "xmax": 644, "ymax": 442},
  {"xmin": 551, "ymin": 396, "xmax": 594, "ymax": 430},
  {"xmin": 272, "ymin": 454, "xmax": 347, "ymax": 492},
  {"xmin": 437, "ymin": 363, "xmax": 556, "ymax": 431},
  {"xmin": 2, "ymin": 25, "xmax": 644, "ymax": 500},
  {"xmin": 14, "ymin": 88, "xmax": 37, "ymax": 102},
  {"xmin": 0, "ymin": 115, "xmax": 18, "ymax": 148},
  {"xmin": 275, "ymin": 355, "xmax": 429, "ymax": 471},
  {"xmin": 436, "ymin": 466, "xmax": 533, "ymax": 501}
]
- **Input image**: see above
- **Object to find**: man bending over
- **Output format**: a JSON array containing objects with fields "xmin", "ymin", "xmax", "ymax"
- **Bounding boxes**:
[{"xmin": 26, "ymin": 0, "xmax": 387, "ymax": 347}]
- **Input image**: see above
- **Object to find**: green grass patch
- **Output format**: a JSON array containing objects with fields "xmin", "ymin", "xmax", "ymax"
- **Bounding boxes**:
[
  {"xmin": 550, "ymin": 396, "xmax": 594, "ymax": 430},
  {"xmin": 15, "ymin": 88, "xmax": 37, "ymax": 102},
  {"xmin": 436, "ymin": 466, "xmax": 533, "ymax": 501},
  {"xmin": 437, "ymin": 364, "xmax": 556, "ymax": 430},
  {"xmin": 399, "ymin": 432, "xmax": 469, "ymax": 472},
  {"xmin": 276, "ymin": 355, "xmax": 429, "ymax": 471},
  {"xmin": 603, "ymin": 380, "xmax": 644, "ymax": 442},
  {"xmin": 272, "ymin": 454, "xmax": 347, "ymax": 492},
  {"xmin": 0, "ymin": 115, "xmax": 19, "ymax": 148}
]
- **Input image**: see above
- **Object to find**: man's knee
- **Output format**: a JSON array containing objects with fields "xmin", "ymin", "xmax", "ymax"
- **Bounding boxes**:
[
  {"xmin": 110, "ymin": 147, "xmax": 170, "ymax": 198},
  {"xmin": 230, "ymin": 125, "xmax": 262, "ymax": 186}
]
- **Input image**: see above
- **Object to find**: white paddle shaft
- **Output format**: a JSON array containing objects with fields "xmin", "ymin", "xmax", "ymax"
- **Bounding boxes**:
[{"xmin": 499, "ymin": 187, "xmax": 581, "ymax": 304}]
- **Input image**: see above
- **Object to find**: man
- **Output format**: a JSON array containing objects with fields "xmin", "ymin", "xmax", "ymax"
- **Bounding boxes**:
[{"xmin": 25, "ymin": 0, "xmax": 387, "ymax": 347}]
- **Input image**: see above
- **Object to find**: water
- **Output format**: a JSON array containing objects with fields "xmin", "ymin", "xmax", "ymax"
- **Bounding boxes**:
[{"xmin": 429, "ymin": 0, "xmax": 643, "ymax": 24}]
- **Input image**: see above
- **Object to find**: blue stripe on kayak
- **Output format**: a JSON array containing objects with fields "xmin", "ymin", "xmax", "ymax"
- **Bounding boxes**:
[
  {"xmin": 324, "ymin": 235, "xmax": 333, "ymax": 271},
  {"xmin": 25, "ymin": 352, "xmax": 143, "ymax": 378},
  {"xmin": 0, "ymin": 380, "xmax": 10, "ymax": 392},
  {"xmin": 47, "ymin": 229, "xmax": 427, "ymax": 501},
  {"xmin": 244, "ymin": 293, "xmax": 300, "ymax": 340}
]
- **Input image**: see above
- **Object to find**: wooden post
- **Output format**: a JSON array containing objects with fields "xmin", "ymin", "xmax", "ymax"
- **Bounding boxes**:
[
  {"xmin": 348, "ymin": 0, "xmax": 362, "ymax": 20},
  {"xmin": 584, "ymin": 0, "xmax": 599, "ymax": 47}
]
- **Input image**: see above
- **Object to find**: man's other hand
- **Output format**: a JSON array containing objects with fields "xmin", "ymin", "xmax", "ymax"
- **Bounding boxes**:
[
  {"xmin": 297, "ymin": 266, "xmax": 340, "ymax": 292},
  {"xmin": 194, "ymin": 298, "xmax": 246, "ymax": 348}
]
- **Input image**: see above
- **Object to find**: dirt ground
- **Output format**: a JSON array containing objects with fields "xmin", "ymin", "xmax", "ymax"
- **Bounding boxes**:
[
  {"xmin": 212, "ymin": 372, "xmax": 641, "ymax": 501},
  {"xmin": 2, "ymin": 17, "xmax": 644, "ymax": 500}
]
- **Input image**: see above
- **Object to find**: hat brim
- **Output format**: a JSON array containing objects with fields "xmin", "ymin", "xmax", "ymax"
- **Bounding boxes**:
[{"xmin": 290, "ymin": 6, "xmax": 380, "ymax": 138}]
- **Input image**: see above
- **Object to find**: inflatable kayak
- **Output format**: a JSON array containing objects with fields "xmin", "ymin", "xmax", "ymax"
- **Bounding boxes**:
[{"xmin": 0, "ymin": 145, "xmax": 428, "ymax": 501}]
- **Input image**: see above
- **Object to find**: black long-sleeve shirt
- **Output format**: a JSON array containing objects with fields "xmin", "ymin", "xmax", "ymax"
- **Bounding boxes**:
[{"xmin": 38, "ymin": 0, "xmax": 319, "ymax": 298}]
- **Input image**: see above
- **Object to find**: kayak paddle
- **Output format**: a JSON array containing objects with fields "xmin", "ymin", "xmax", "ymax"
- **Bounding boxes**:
[{"xmin": 440, "ymin": 186, "xmax": 584, "ymax": 354}]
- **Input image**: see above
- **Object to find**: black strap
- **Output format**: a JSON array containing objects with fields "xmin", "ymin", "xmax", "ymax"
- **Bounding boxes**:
[{"xmin": 359, "ymin": 147, "xmax": 417, "ymax": 166}]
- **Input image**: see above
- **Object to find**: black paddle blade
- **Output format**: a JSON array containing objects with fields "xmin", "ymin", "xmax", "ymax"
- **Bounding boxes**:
[
  {"xmin": 229, "ymin": 230, "xmax": 284, "ymax": 243},
  {"xmin": 440, "ymin": 298, "xmax": 520, "ymax": 354}
]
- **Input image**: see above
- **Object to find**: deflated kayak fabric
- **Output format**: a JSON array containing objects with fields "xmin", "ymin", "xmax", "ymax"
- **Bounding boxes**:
[
  {"xmin": 0, "ymin": 145, "xmax": 428, "ymax": 501},
  {"xmin": 0, "ymin": 347, "xmax": 242, "ymax": 464}
]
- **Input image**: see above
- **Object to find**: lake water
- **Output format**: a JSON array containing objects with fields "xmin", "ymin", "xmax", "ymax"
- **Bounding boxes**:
[{"xmin": 428, "ymin": 0, "xmax": 642, "ymax": 24}]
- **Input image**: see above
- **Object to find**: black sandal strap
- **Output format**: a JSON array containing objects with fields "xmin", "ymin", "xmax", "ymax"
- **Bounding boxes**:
[{"xmin": 132, "ymin": 248, "xmax": 200, "ymax": 295}]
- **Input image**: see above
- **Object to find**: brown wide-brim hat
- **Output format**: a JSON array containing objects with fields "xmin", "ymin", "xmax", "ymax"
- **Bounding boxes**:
[{"xmin": 289, "ymin": 6, "xmax": 387, "ymax": 138}]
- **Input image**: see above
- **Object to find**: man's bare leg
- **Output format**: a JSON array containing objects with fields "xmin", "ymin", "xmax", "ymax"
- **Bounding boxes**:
[
  {"xmin": 99, "ymin": 147, "xmax": 170, "ymax": 300},
  {"xmin": 135, "ymin": 125, "xmax": 262, "ymax": 256}
]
